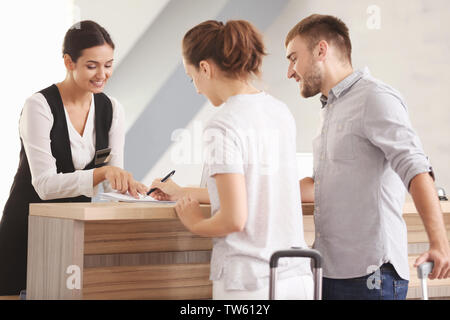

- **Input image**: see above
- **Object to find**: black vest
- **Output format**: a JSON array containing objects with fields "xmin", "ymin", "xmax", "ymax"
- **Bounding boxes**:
[{"xmin": 0, "ymin": 84, "xmax": 113, "ymax": 295}]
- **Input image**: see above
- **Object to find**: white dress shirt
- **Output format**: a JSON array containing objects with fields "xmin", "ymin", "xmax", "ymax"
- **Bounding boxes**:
[{"xmin": 19, "ymin": 92, "xmax": 125, "ymax": 200}]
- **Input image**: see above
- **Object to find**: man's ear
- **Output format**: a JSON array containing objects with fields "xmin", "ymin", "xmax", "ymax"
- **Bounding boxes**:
[
  {"xmin": 63, "ymin": 54, "xmax": 76, "ymax": 71},
  {"xmin": 315, "ymin": 40, "xmax": 329, "ymax": 62},
  {"xmin": 199, "ymin": 60, "xmax": 212, "ymax": 79}
]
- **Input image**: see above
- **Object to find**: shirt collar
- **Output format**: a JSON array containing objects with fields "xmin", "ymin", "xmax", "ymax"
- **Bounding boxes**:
[
  {"xmin": 320, "ymin": 67, "xmax": 370, "ymax": 108},
  {"xmin": 320, "ymin": 95, "xmax": 328, "ymax": 108}
]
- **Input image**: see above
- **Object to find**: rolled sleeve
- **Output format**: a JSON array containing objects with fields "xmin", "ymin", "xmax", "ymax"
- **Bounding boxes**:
[{"xmin": 363, "ymin": 91, "xmax": 433, "ymax": 190}]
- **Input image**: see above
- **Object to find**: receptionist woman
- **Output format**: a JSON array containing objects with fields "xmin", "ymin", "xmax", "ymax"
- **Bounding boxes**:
[{"xmin": 0, "ymin": 20, "xmax": 148, "ymax": 295}]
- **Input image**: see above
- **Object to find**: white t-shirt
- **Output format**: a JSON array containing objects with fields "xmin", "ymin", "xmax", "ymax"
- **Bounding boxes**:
[
  {"xmin": 19, "ymin": 92, "xmax": 125, "ymax": 200},
  {"xmin": 204, "ymin": 92, "xmax": 311, "ymax": 291}
]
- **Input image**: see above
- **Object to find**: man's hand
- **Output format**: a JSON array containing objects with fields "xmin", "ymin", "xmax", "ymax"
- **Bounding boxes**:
[
  {"xmin": 414, "ymin": 246, "xmax": 450, "ymax": 279},
  {"xmin": 410, "ymin": 172, "xmax": 450, "ymax": 279},
  {"xmin": 300, "ymin": 177, "xmax": 315, "ymax": 203}
]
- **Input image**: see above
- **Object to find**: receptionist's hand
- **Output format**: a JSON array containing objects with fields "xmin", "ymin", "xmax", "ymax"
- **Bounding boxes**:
[
  {"xmin": 101, "ymin": 166, "xmax": 148, "ymax": 198},
  {"xmin": 128, "ymin": 180, "xmax": 150, "ymax": 199}
]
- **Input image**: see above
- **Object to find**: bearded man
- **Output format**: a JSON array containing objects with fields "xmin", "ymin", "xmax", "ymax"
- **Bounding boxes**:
[{"xmin": 285, "ymin": 14, "xmax": 450, "ymax": 300}]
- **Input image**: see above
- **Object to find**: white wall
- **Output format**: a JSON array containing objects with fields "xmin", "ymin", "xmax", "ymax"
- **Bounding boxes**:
[
  {"xmin": 74, "ymin": 0, "xmax": 170, "ymax": 66},
  {"xmin": 76, "ymin": 0, "xmax": 229, "ymax": 133},
  {"xmin": 0, "ymin": 0, "xmax": 73, "ymax": 217},
  {"xmin": 261, "ymin": 0, "xmax": 450, "ymax": 190},
  {"xmin": 143, "ymin": 102, "xmax": 219, "ymax": 187}
]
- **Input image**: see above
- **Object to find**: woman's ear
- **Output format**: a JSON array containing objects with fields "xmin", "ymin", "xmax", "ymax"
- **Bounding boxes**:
[
  {"xmin": 63, "ymin": 54, "xmax": 76, "ymax": 71},
  {"xmin": 199, "ymin": 60, "xmax": 212, "ymax": 79}
]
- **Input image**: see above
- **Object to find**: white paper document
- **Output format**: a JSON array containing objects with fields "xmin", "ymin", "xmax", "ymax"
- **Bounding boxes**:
[{"xmin": 99, "ymin": 191, "xmax": 175, "ymax": 203}]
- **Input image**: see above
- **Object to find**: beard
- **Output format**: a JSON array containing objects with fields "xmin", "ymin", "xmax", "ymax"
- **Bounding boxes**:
[{"xmin": 300, "ymin": 63, "xmax": 322, "ymax": 98}]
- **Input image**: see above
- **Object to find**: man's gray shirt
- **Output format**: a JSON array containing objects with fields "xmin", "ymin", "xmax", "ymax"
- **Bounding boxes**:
[{"xmin": 312, "ymin": 67, "xmax": 433, "ymax": 280}]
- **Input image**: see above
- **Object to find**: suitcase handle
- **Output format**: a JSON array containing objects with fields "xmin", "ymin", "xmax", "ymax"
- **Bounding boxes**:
[
  {"xmin": 269, "ymin": 248, "xmax": 322, "ymax": 300},
  {"xmin": 417, "ymin": 262, "xmax": 434, "ymax": 300},
  {"xmin": 417, "ymin": 261, "xmax": 434, "ymax": 279},
  {"xmin": 270, "ymin": 248, "xmax": 322, "ymax": 268}
]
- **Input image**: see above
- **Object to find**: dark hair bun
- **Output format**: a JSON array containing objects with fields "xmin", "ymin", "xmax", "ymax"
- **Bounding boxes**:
[{"xmin": 63, "ymin": 20, "xmax": 115, "ymax": 62}]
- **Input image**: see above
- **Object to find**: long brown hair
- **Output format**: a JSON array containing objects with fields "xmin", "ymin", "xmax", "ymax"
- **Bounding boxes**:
[{"xmin": 182, "ymin": 20, "xmax": 266, "ymax": 80}]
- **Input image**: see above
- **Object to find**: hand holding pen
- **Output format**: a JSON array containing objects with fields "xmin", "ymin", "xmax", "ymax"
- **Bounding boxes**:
[{"xmin": 148, "ymin": 170, "xmax": 184, "ymax": 201}]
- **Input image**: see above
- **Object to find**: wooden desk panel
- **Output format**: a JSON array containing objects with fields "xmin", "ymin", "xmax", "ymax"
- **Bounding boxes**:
[
  {"xmin": 83, "ymin": 264, "xmax": 211, "ymax": 300},
  {"xmin": 27, "ymin": 216, "xmax": 84, "ymax": 300},
  {"xmin": 84, "ymin": 220, "xmax": 212, "ymax": 255},
  {"xmin": 27, "ymin": 201, "xmax": 450, "ymax": 300}
]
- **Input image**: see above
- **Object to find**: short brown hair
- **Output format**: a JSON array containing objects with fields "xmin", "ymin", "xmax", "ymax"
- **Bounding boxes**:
[
  {"xmin": 182, "ymin": 20, "xmax": 266, "ymax": 79},
  {"xmin": 285, "ymin": 14, "xmax": 352, "ymax": 64}
]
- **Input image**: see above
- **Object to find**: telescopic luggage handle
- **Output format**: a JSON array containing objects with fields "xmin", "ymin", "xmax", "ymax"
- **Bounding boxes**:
[
  {"xmin": 417, "ymin": 261, "xmax": 434, "ymax": 300},
  {"xmin": 269, "ymin": 248, "xmax": 323, "ymax": 300}
]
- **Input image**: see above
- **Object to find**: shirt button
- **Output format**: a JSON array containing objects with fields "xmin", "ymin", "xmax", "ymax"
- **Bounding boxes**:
[{"xmin": 317, "ymin": 233, "xmax": 321, "ymax": 238}]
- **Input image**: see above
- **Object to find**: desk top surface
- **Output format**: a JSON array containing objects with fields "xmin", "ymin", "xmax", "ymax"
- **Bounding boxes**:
[{"xmin": 29, "ymin": 201, "xmax": 450, "ymax": 221}]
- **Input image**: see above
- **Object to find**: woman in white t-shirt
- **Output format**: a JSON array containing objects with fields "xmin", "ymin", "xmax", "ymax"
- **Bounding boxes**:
[
  {"xmin": 0, "ymin": 20, "xmax": 148, "ymax": 296},
  {"xmin": 150, "ymin": 20, "xmax": 313, "ymax": 300}
]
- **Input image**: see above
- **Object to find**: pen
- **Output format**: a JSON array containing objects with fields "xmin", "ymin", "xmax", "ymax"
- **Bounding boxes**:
[{"xmin": 147, "ymin": 170, "xmax": 176, "ymax": 196}]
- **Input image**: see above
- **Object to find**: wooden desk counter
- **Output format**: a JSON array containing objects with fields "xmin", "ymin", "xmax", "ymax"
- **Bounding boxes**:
[
  {"xmin": 27, "ymin": 202, "xmax": 213, "ymax": 300},
  {"xmin": 28, "ymin": 202, "xmax": 209, "ymax": 221},
  {"xmin": 26, "ymin": 202, "xmax": 450, "ymax": 300}
]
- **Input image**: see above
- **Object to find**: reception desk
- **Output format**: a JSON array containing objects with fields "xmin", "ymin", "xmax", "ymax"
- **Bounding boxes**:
[
  {"xmin": 26, "ymin": 202, "xmax": 213, "ymax": 300},
  {"xmin": 26, "ymin": 201, "xmax": 450, "ymax": 300}
]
